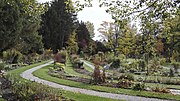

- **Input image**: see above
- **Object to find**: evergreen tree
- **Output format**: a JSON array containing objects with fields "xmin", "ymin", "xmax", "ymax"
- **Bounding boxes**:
[
  {"xmin": 0, "ymin": 0, "xmax": 45, "ymax": 54},
  {"xmin": 67, "ymin": 31, "xmax": 78, "ymax": 54},
  {"xmin": 16, "ymin": 0, "xmax": 45, "ymax": 54},
  {"xmin": 40, "ymin": 0, "xmax": 77, "ymax": 51},
  {"xmin": 0, "ymin": 0, "xmax": 22, "ymax": 52},
  {"xmin": 76, "ymin": 21, "xmax": 90, "ymax": 53}
]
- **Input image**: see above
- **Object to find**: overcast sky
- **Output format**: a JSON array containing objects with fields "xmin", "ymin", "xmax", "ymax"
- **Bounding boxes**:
[{"xmin": 37, "ymin": 0, "xmax": 113, "ymax": 40}]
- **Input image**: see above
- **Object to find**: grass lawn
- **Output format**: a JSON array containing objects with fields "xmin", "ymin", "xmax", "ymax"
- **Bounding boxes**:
[
  {"xmin": 84, "ymin": 63, "xmax": 94, "ymax": 72},
  {"xmin": 65, "ymin": 60, "xmax": 90, "ymax": 78},
  {"xmin": 33, "ymin": 65, "xmax": 180, "ymax": 101},
  {"xmin": 7, "ymin": 61, "xmax": 121, "ymax": 101},
  {"xmin": 0, "ymin": 98, "xmax": 5, "ymax": 101}
]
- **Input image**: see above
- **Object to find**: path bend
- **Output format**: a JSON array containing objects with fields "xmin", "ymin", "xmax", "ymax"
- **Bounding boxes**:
[{"xmin": 20, "ymin": 61, "xmax": 171, "ymax": 101}]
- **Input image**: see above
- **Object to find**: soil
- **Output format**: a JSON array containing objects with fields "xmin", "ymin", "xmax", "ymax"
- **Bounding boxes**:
[
  {"xmin": 73, "ymin": 68, "xmax": 93, "ymax": 76},
  {"xmin": 49, "ymin": 69, "xmax": 120, "ymax": 88},
  {"xmin": 67, "ymin": 77, "xmax": 91, "ymax": 84}
]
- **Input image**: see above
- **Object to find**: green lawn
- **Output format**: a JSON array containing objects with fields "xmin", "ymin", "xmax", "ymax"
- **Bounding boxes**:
[
  {"xmin": 8, "ymin": 61, "xmax": 50, "ymax": 77},
  {"xmin": 83, "ymin": 63, "xmax": 94, "ymax": 72},
  {"xmin": 0, "ymin": 98, "xmax": 5, "ymax": 101},
  {"xmin": 33, "ymin": 65, "xmax": 180, "ymax": 101},
  {"xmin": 65, "ymin": 60, "xmax": 90, "ymax": 78},
  {"xmin": 7, "ymin": 61, "xmax": 121, "ymax": 101}
]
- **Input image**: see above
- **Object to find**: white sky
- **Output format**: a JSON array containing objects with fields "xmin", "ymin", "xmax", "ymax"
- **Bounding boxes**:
[{"xmin": 37, "ymin": 0, "xmax": 113, "ymax": 40}]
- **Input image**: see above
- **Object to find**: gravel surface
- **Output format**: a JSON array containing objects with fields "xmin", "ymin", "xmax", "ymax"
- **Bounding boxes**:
[
  {"xmin": 20, "ymin": 61, "xmax": 172, "ymax": 101},
  {"xmin": 169, "ymin": 89, "xmax": 180, "ymax": 95}
]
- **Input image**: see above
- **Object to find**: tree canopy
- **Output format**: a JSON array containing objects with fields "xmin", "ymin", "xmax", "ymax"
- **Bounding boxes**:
[
  {"xmin": 40, "ymin": 0, "xmax": 77, "ymax": 52},
  {"xmin": 0, "ymin": 0, "xmax": 45, "ymax": 54}
]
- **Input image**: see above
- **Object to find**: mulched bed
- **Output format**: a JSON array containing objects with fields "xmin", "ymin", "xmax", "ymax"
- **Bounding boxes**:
[
  {"xmin": 48, "ymin": 69, "xmax": 121, "ymax": 88},
  {"xmin": 66, "ymin": 77, "xmax": 91, "ymax": 84},
  {"xmin": 73, "ymin": 68, "xmax": 93, "ymax": 76}
]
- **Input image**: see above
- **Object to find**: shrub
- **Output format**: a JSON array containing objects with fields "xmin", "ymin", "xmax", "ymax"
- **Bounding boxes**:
[
  {"xmin": 148, "ymin": 58, "xmax": 162, "ymax": 74},
  {"xmin": 70, "ymin": 55, "xmax": 83, "ymax": 69},
  {"xmin": 152, "ymin": 87, "xmax": 170, "ymax": 93},
  {"xmin": 171, "ymin": 50, "xmax": 179, "ymax": 62},
  {"xmin": 31, "ymin": 53, "xmax": 40, "ymax": 63},
  {"xmin": 160, "ymin": 88, "xmax": 170, "ymax": 93},
  {"xmin": 171, "ymin": 62, "xmax": 180, "ymax": 73},
  {"xmin": 79, "ymin": 51, "xmax": 84, "ymax": 58},
  {"xmin": 129, "ymin": 61, "xmax": 139, "ymax": 73},
  {"xmin": 104, "ymin": 52, "xmax": 114, "ymax": 64},
  {"xmin": 23, "ymin": 53, "xmax": 41, "ymax": 64},
  {"xmin": 169, "ymin": 67, "xmax": 175, "ymax": 77},
  {"xmin": 54, "ymin": 52, "xmax": 66, "ymax": 64},
  {"xmin": 59, "ymin": 50, "xmax": 67, "ymax": 60},
  {"xmin": 110, "ymin": 58, "xmax": 120, "ymax": 69},
  {"xmin": 73, "ymin": 58, "xmax": 84, "ymax": 68},
  {"xmin": 138, "ymin": 60, "xmax": 146, "ymax": 71},
  {"xmin": 42, "ymin": 49, "xmax": 53, "ymax": 60},
  {"xmin": 144, "ymin": 76, "xmax": 180, "ymax": 85},
  {"xmin": 7, "ymin": 76, "xmax": 70, "ymax": 101},
  {"xmin": 54, "ymin": 63, "xmax": 65, "ymax": 70},
  {"xmin": 117, "ymin": 68, "xmax": 125, "ymax": 73},
  {"xmin": 159, "ymin": 58, "xmax": 166, "ymax": 65},
  {"xmin": 98, "ymin": 51, "xmax": 104, "ymax": 61},
  {"xmin": 92, "ymin": 66, "xmax": 106, "ymax": 84},
  {"xmin": 116, "ymin": 79, "xmax": 133, "ymax": 88},
  {"xmin": 93, "ymin": 66, "xmax": 101, "ymax": 84},
  {"xmin": 70, "ymin": 54, "xmax": 78, "ymax": 62},
  {"xmin": 0, "ymin": 63, "xmax": 4, "ymax": 71},
  {"xmin": 92, "ymin": 55, "xmax": 101, "ymax": 65},
  {"xmin": 3, "ymin": 49, "xmax": 23, "ymax": 63},
  {"xmin": 129, "ymin": 61, "xmax": 138, "ymax": 69},
  {"xmin": 161, "ymin": 69, "xmax": 169, "ymax": 76},
  {"xmin": 118, "ymin": 54, "xmax": 126, "ymax": 60},
  {"xmin": 121, "ymin": 62, "xmax": 129, "ymax": 69},
  {"xmin": 132, "ymin": 82, "xmax": 145, "ymax": 91},
  {"xmin": 118, "ymin": 74, "xmax": 134, "ymax": 81}
]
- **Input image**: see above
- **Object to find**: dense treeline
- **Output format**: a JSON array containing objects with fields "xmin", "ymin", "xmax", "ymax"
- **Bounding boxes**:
[
  {"xmin": 0, "ymin": 0, "xmax": 44, "ymax": 54},
  {"xmin": 98, "ymin": 16, "xmax": 180, "ymax": 62},
  {"xmin": 0, "ymin": 0, "xmax": 98, "ymax": 62},
  {"xmin": 39, "ymin": 0, "xmax": 77, "ymax": 52},
  {"xmin": 0, "ymin": 0, "xmax": 179, "ymax": 63}
]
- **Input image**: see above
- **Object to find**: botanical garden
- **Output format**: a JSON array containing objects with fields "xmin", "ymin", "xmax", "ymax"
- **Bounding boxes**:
[{"xmin": 0, "ymin": 0, "xmax": 179, "ymax": 101}]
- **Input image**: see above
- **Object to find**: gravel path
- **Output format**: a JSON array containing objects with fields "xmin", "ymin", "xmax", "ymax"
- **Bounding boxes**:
[{"xmin": 20, "ymin": 61, "xmax": 171, "ymax": 101}]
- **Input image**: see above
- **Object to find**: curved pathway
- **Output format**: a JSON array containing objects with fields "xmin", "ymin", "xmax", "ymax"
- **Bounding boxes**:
[{"xmin": 20, "ymin": 61, "xmax": 171, "ymax": 101}]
